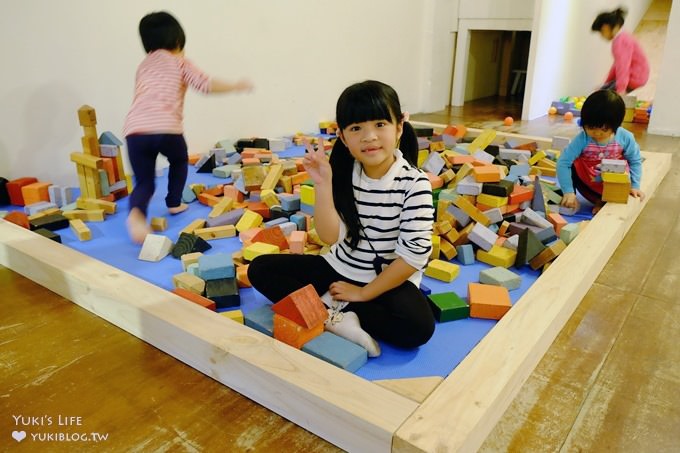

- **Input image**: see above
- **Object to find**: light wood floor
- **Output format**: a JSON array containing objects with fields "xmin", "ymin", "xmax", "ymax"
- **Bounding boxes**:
[{"xmin": 2, "ymin": 97, "xmax": 678, "ymax": 452}]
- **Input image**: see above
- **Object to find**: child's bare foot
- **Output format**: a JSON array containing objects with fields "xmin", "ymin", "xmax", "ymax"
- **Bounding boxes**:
[
  {"xmin": 127, "ymin": 208, "xmax": 152, "ymax": 244},
  {"xmin": 168, "ymin": 203, "xmax": 188, "ymax": 215},
  {"xmin": 592, "ymin": 201, "xmax": 605, "ymax": 214}
]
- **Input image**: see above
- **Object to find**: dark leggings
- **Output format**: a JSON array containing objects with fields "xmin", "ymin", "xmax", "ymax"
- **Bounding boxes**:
[
  {"xmin": 126, "ymin": 134, "xmax": 188, "ymax": 216},
  {"xmin": 247, "ymin": 254, "xmax": 435, "ymax": 349},
  {"xmin": 572, "ymin": 167, "xmax": 602, "ymax": 205}
]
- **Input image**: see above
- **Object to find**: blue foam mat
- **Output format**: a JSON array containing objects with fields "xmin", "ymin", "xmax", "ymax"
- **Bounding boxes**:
[{"xmin": 2, "ymin": 144, "xmax": 594, "ymax": 381}]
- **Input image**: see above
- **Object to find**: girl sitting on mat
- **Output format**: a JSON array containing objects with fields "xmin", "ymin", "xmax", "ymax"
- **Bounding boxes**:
[
  {"xmin": 558, "ymin": 90, "xmax": 644, "ymax": 214},
  {"xmin": 592, "ymin": 7, "xmax": 649, "ymax": 94},
  {"xmin": 124, "ymin": 11, "xmax": 253, "ymax": 243},
  {"xmin": 248, "ymin": 80, "xmax": 436, "ymax": 357}
]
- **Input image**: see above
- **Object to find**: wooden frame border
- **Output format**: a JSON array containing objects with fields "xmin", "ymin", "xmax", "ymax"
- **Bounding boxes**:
[{"xmin": 0, "ymin": 126, "xmax": 669, "ymax": 452}]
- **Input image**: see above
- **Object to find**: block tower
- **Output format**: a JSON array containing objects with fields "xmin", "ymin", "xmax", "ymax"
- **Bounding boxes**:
[{"xmin": 69, "ymin": 105, "xmax": 128, "ymax": 202}]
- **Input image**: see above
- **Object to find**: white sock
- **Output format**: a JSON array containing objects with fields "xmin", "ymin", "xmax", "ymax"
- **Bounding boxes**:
[{"xmin": 325, "ymin": 311, "xmax": 381, "ymax": 358}]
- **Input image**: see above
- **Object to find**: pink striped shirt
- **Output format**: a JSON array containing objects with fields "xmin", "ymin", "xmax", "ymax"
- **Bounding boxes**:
[
  {"xmin": 605, "ymin": 31, "xmax": 649, "ymax": 94},
  {"xmin": 123, "ymin": 50, "xmax": 211, "ymax": 136}
]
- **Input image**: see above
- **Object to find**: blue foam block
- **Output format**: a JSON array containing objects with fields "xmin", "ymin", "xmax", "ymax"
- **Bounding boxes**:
[
  {"xmin": 182, "ymin": 186, "xmax": 197, "ymax": 203},
  {"xmin": 290, "ymin": 214, "xmax": 306, "ymax": 231},
  {"xmin": 198, "ymin": 253, "xmax": 235, "ymax": 280},
  {"xmin": 244, "ymin": 304, "xmax": 274, "ymax": 336},
  {"xmin": 303, "ymin": 332, "xmax": 368, "ymax": 372},
  {"xmin": 279, "ymin": 193, "xmax": 301, "ymax": 212},
  {"xmin": 456, "ymin": 244, "xmax": 475, "ymax": 265}
]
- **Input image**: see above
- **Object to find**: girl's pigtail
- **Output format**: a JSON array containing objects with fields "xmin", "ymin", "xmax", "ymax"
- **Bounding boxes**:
[
  {"xmin": 330, "ymin": 138, "xmax": 362, "ymax": 248},
  {"xmin": 399, "ymin": 121, "xmax": 420, "ymax": 167}
]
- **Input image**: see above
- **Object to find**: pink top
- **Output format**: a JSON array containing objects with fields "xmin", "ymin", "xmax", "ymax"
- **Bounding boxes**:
[
  {"xmin": 123, "ymin": 50, "xmax": 211, "ymax": 137},
  {"xmin": 605, "ymin": 30, "xmax": 649, "ymax": 94}
]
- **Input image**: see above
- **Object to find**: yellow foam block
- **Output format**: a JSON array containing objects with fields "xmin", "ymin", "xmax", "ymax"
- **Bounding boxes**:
[
  {"xmin": 69, "ymin": 219, "xmax": 91, "ymax": 241},
  {"xmin": 243, "ymin": 242, "xmax": 280, "ymax": 261},
  {"xmin": 476, "ymin": 245, "xmax": 517, "ymax": 268},
  {"xmin": 601, "ymin": 172, "xmax": 630, "ymax": 184},
  {"xmin": 467, "ymin": 129, "xmax": 496, "ymax": 154},
  {"xmin": 300, "ymin": 185, "xmax": 315, "ymax": 206},
  {"xmin": 261, "ymin": 164, "xmax": 283, "ymax": 191},
  {"xmin": 194, "ymin": 225, "xmax": 236, "ymax": 240},
  {"xmin": 260, "ymin": 189, "xmax": 280, "ymax": 208},
  {"xmin": 208, "ymin": 197, "xmax": 234, "ymax": 218},
  {"xmin": 424, "ymin": 259, "xmax": 460, "ymax": 282},
  {"xmin": 439, "ymin": 238, "xmax": 457, "ymax": 260},
  {"xmin": 528, "ymin": 150, "xmax": 547, "ymax": 166},
  {"xmin": 430, "ymin": 235, "xmax": 441, "ymax": 260},
  {"xmin": 476, "ymin": 193, "xmax": 508, "ymax": 208},
  {"xmin": 221, "ymin": 309, "xmax": 244, "ymax": 324},
  {"xmin": 454, "ymin": 196, "xmax": 491, "ymax": 226},
  {"xmin": 235, "ymin": 209, "xmax": 263, "ymax": 233},
  {"xmin": 417, "ymin": 149, "xmax": 429, "ymax": 168}
]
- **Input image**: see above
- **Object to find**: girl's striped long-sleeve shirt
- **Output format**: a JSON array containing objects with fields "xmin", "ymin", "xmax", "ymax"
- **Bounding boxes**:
[
  {"xmin": 323, "ymin": 149, "xmax": 435, "ymax": 287},
  {"xmin": 123, "ymin": 50, "xmax": 211, "ymax": 137}
]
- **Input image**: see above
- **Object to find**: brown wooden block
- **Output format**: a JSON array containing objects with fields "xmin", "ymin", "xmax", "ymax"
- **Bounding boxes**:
[
  {"xmin": 194, "ymin": 225, "xmax": 237, "ymax": 241},
  {"xmin": 179, "ymin": 219, "xmax": 206, "ymax": 237},
  {"xmin": 77, "ymin": 105, "xmax": 97, "ymax": 126},
  {"xmin": 151, "ymin": 217, "xmax": 168, "ymax": 232},
  {"xmin": 76, "ymin": 197, "xmax": 116, "ymax": 214},
  {"xmin": 69, "ymin": 219, "xmax": 91, "ymax": 241},
  {"xmin": 172, "ymin": 272, "xmax": 206, "ymax": 295},
  {"xmin": 529, "ymin": 239, "xmax": 567, "ymax": 270},
  {"xmin": 62, "ymin": 209, "xmax": 105, "ymax": 222}
]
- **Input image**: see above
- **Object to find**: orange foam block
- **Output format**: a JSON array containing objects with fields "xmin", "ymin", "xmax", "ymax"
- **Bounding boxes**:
[
  {"xmin": 171, "ymin": 287, "xmax": 216, "ymax": 311},
  {"xmin": 288, "ymin": 230, "xmax": 307, "ymax": 254},
  {"xmin": 272, "ymin": 284, "xmax": 328, "ymax": 329},
  {"xmin": 236, "ymin": 265, "xmax": 251, "ymax": 288},
  {"xmin": 426, "ymin": 172, "xmax": 444, "ymax": 189},
  {"xmin": 468, "ymin": 282, "xmax": 511, "ymax": 320},
  {"xmin": 273, "ymin": 314, "xmax": 324, "ymax": 349},
  {"xmin": 21, "ymin": 182, "xmax": 52, "ymax": 206},
  {"xmin": 7, "ymin": 177, "xmax": 39, "ymax": 206},
  {"xmin": 251, "ymin": 225, "xmax": 289, "ymax": 250},
  {"xmin": 198, "ymin": 192, "xmax": 221, "ymax": 206},
  {"xmin": 547, "ymin": 212, "xmax": 568, "ymax": 234},
  {"xmin": 223, "ymin": 185, "xmax": 244, "ymax": 202},
  {"xmin": 472, "ymin": 166, "xmax": 501, "ymax": 183},
  {"xmin": 3, "ymin": 211, "xmax": 30, "ymax": 229},
  {"xmin": 508, "ymin": 185, "xmax": 534, "ymax": 205}
]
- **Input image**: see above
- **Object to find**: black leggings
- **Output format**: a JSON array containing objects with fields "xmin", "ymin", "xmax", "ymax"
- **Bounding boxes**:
[{"xmin": 247, "ymin": 254, "xmax": 435, "ymax": 349}]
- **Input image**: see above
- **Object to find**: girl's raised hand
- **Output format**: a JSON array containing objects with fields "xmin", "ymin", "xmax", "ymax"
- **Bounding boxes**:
[{"xmin": 302, "ymin": 138, "xmax": 332, "ymax": 185}]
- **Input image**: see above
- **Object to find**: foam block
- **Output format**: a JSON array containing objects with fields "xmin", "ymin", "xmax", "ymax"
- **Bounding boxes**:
[
  {"xmin": 244, "ymin": 305, "xmax": 275, "ymax": 336},
  {"xmin": 172, "ymin": 272, "xmax": 206, "ymax": 294},
  {"xmin": 251, "ymin": 225, "xmax": 289, "ymax": 250},
  {"xmin": 181, "ymin": 252, "xmax": 203, "ymax": 271},
  {"xmin": 428, "ymin": 292, "xmax": 469, "ymax": 322},
  {"xmin": 424, "ymin": 259, "xmax": 460, "ymax": 282},
  {"xmin": 205, "ymin": 277, "xmax": 240, "ymax": 308},
  {"xmin": 455, "ymin": 244, "xmax": 475, "ymax": 265},
  {"xmin": 273, "ymin": 314, "xmax": 324, "ymax": 349},
  {"xmin": 476, "ymin": 245, "xmax": 517, "ymax": 268},
  {"xmin": 235, "ymin": 209, "xmax": 263, "ymax": 233},
  {"xmin": 468, "ymin": 283, "xmax": 512, "ymax": 320},
  {"xmin": 479, "ymin": 266, "xmax": 521, "ymax": 290},
  {"xmin": 221, "ymin": 309, "xmax": 244, "ymax": 324},
  {"xmin": 302, "ymin": 332, "xmax": 368, "ymax": 372},
  {"xmin": 172, "ymin": 287, "xmax": 216, "ymax": 311},
  {"xmin": 243, "ymin": 242, "xmax": 280, "ymax": 261},
  {"xmin": 138, "ymin": 234, "xmax": 174, "ymax": 261},
  {"xmin": 272, "ymin": 284, "xmax": 327, "ymax": 329},
  {"xmin": 29, "ymin": 213, "xmax": 69, "ymax": 232},
  {"xmin": 515, "ymin": 228, "xmax": 546, "ymax": 267},
  {"xmin": 468, "ymin": 222, "xmax": 499, "ymax": 252},
  {"xmin": 171, "ymin": 232, "xmax": 212, "ymax": 258},
  {"xmin": 7, "ymin": 177, "xmax": 39, "ymax": 206},
  {"xmin": 198, "ymin": 253, "xmax": 235, "ymax": 280},
  {"xmin": 34, "ymin": 228, "xmax": 61, "ymax": 243},
  {"xmin": 560, "ymin": 222, "xmax": 580, "ymax": 244}
]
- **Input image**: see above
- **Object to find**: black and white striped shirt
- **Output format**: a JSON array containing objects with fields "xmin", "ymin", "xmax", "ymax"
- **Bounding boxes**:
[{"xmin": 323, "ymin": 149, "xmax": 434, "ymax": 286}]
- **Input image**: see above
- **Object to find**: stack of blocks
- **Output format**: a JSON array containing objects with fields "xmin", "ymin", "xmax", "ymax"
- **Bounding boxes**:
[{"xmin": 600, "ymin": 159, "xmax": 630, "ymax": 204}]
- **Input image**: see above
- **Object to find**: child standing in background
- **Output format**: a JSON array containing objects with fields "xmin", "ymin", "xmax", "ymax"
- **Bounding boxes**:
[
  {"xmin": 124, "ymin": 11, "xmax": 253, "ymax": 243},
  {"xmin": 558, "ymin": 90, "xmax": 644, "ymax": 214},
  {"xmin": 248, "ymin": 81, "xmax": 436, "ymax": 357},
  {"xmin": 592, "ymin": 7, "xmax": 649, "ymax": 94}
]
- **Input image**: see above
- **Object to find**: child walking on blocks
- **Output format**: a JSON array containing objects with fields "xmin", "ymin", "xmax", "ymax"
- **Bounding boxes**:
[
  {"xmin": 124, "ymin": 11, "xmax": 253, "ymax": 243},
  {"xmin": 248, "ymin": 80, "xmax": 436, "ymax": 357},
  {"xmin": 558, "ymin": 89, "xmax": 644, "ymax": 214}
]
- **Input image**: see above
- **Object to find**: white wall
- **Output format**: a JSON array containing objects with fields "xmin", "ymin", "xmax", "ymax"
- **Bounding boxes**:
[
  {"xmin": 459, "ymin": 0, "xmax": 534, "ymax": 20},
  {"xmin": 648, "ymin": 0, "xmax": 680, "ymax": 136},
  {"xmin": 0, "ymin": 0, "xmax": 436, "ymax": 187},
  {"xmin": 523, "ymin": 0, "xmax": 653, "ymax": 120}
]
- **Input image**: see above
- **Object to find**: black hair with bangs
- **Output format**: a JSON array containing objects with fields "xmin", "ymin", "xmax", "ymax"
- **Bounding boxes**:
[
  {"xmin": 330, "ymin": 80, "xmax": 419, "ymax": 249},
  {"xmin": 591, "ymin": 7, "xmax": 627, "ymax": 32},
  {"xmin": 580, "ymin": 90, "xmax": 625, "ymax": 132},
  {"xmin": 139, "ymin": 11, "xmax": 186, "ymax": 53}
]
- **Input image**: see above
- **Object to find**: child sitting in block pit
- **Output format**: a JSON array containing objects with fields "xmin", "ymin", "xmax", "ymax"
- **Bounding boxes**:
[
  {"xmin": 124, "ymin": 11, "xmax": 253, "ymax": 243},
  {"xmin": 557, "ymin": 89, "xmax": 643, "ymax": 214},
  {"xmin": 248, "ymin": 81, "xmax": 436, "ymax": 357}
]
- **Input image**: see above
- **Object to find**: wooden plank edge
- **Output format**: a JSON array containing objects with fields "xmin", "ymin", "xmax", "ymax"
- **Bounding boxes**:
[
  {"xmin": 375, "ymin": 376, "xmax": 445, "ymax": 403},
  {"xmin": 393, "ymin": 151, "xmax": 670, "ymax": 452},
  {"xmin": 0, "ymin": 221, "xmax": 418, "ymax": 453}
]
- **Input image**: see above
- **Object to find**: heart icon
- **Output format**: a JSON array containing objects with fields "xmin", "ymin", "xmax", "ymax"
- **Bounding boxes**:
[{"xmin": 12, "ymin": 431, "xmax": 26, "ymax": 442}]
